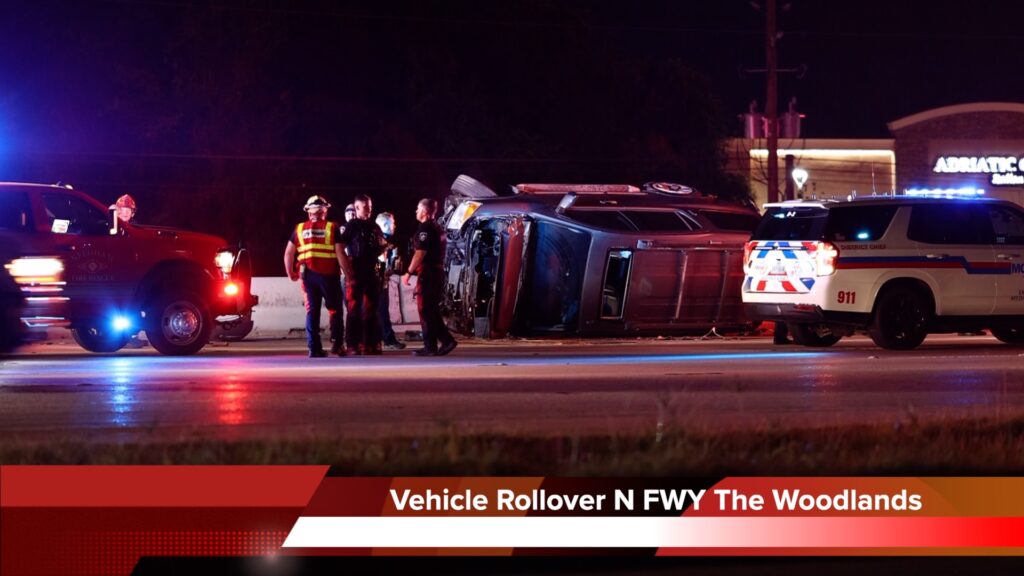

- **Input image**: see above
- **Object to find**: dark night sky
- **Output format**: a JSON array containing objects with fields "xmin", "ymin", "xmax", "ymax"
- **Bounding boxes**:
[
  {"xmin": 3, "ymin": 0, "xmax": 1022, "ymax": 151},
  {"xmin": 2, "ymin": 0, "xmax": 1022, "ymax": 272}
]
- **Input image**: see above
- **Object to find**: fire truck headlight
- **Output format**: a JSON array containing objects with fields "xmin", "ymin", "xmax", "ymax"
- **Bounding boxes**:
[
  {"xmin": 215, "ymin": 250, "xmax": 236, "ymax": 274},
  {"xmin": 5, "ymin": 257, "xmax": 64, "ymax": 284}
]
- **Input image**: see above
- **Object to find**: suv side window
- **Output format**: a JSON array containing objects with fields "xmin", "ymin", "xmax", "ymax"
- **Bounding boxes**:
[
  {"xmin": 42, "ymin": 192, "xmax": 110, "ymax": 236},
  {"xmin": 566, "ymin": 210, "xmax": 637, "ymax": 231},
  {"xmin": 691, "ymin": 209, "xmax": 758, "ymax": 232},
  {"xmin": 986, "ymin": 205, "xmax": 1024, "ymax": 245},
  {"xmin": 907, "ymin": 203, "xmax": 989, "ymax": 245},
  {"xmin": 620, "ymin": 210, "xmax": 696, "ymax": 232},
  {"xmin": 0, "ymin": 192, "xmax": 33, "ymax": 231},
  {"xmin": 824, "ymin": 205, "xmax": 898, "ymax": 241}
]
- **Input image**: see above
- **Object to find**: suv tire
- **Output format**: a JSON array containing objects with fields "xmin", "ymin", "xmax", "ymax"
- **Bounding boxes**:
[
  {"xmin": 72, "ymin": 324, "xmax": 130, "ymax": 353},
  {"xmin": 790, "ymin": 323, "xmax": 842, "ymax": 347},
  {"xmin": 990, "ymin": 326, "xmax": 1024, "ymax": 345},
  {"xmin": 868, "ymin": 286, "xmax": 930, "ymax": 350},
  {"xmin": 146, "ymin": 291, "xmax": 211, "ymax": 356}
]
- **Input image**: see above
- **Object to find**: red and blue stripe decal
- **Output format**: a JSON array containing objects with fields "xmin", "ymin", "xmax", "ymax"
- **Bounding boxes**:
[{"xmin": 837, "ymin": 256, "xmax": 1012, "ymax": 275}]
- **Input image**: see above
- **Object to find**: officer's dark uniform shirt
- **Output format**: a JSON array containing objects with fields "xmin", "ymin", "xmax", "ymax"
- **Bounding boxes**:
[
  {"xmin": 338, "ymin": 218, "xmax": 383, "ymax": 274},
  {"xmin": 413, "ymin": 220, "xmax": 445, "ymax": 269}
]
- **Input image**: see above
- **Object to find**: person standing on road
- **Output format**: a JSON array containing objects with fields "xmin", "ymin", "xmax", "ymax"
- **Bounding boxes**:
[
  {"xmin": 375, "ymin": 212, "xmax": 406, "ymax": 350},
  {"xmin": 283, "ymin": 195, "xmax": 347, "ymax": 358},
  {"xmin": 403, "ymin": 198, "xmax": 457, "ymax": 357},
  {"xmin": 338, "ymin": 194, "xmax": 386, "ymax": 355}
]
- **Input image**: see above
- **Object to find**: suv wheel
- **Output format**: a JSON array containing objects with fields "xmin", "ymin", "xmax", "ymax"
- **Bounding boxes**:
[
  {"xmin": 790, "ymin": 323, "xmax": 842, "ymax": 347},
  {"xmin": 72, "ymin": 323, "xmax": 130, "ymax": 353},
  {"xmin": 146, "ymin": 292, "xmax": 211, "ymax": 356},
  {"xmin": 868, "ymin": 286, "xmax": 930, "ymax": 350},
  {"xmin": 990, "ymin": 326, "xmax": 1024, "ymax": 345}
]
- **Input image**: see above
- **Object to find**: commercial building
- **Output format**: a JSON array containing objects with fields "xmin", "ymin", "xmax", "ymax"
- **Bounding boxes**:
[{"xmin": 727, "ymin": 102, "xmax": 1024, "ymax": 208}]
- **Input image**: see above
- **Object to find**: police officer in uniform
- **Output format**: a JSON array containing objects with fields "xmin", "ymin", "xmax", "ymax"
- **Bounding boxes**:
[
  {"xmin": 403, "ymin": 198, "xmax": 457, "ymax": 357},
  {"xmin": 375, "ymin": 212, "xmax": 406, "ymax": 350},
  {"xmin": 283, "ymin": 196, "xmax": 346, "ymax": 357},
  {"xmin": 338, "ymin": 194, "xmax": 386, "ymax": 355}
]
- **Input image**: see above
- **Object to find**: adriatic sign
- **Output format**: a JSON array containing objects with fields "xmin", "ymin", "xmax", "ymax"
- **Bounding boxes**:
[{"xmin": 933, "ymin": 155, "xmax": 1024, "ymax": 186}]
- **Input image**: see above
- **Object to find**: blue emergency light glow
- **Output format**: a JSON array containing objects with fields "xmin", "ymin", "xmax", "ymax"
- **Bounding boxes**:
[
  {"xmin": 856, "ymin": 231, "xmax": 870, "ymax": 240},
  {"xmin": 112, "ymin": 315, "xmax": 132, "ymax": 331},
  {"xmin": 905, "ymin": 187, "xmax": 985, "ymax": 198}
]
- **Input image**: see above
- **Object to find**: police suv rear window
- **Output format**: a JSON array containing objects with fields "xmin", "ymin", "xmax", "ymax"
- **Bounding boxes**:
[
  {"xmin": 823, "ymin": 205, "xmax": 898, "ymax": 242},
  {"xmin": 752, "ymin": 207, "xmax": 828, "ymax": 240}
]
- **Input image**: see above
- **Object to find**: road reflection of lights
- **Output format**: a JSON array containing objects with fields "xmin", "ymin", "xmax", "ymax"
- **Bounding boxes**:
[
  {"xmin": 216, "ymin": 375, "xmax": 250, "ymax": 425},
  {"xmin": 107, "ymin": 358, "xmax": 138, "ymax": 427},
  {"xmin": 507, "ymin": 352, "xmax": 825, "ymax": 366}
]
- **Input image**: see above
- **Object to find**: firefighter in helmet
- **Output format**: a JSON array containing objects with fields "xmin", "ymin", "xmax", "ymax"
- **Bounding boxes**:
[
  {"xmin": 283, "ymin": 195, "xmax": 347, "ymax": 357},
  {"xmin": 114, "ymin": 194, "xmax": 137, "ymax": 224}
]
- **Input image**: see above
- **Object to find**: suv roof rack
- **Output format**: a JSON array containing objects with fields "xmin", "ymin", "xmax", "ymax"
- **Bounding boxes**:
[{"xmin": 514, "ymin": 183, "xmax": 643, "ymax": 195}]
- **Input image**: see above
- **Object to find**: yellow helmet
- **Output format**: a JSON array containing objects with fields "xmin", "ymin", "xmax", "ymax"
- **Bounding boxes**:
[{"xmin": 303, "ymin": 195, "xmax": 331, "ymax": 210}]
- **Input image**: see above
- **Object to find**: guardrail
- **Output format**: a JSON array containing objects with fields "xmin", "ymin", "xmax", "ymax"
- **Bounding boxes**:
[{"xmin": 248, "ymin": 276, "xmax": 421, "ymax": 338}]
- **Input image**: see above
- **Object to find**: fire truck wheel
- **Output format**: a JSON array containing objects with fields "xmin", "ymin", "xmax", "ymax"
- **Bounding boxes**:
[
  {"xmin": 146, "ymin": 291, "xmax": 212, "ymax": 356},
  {"xmin": 990, "ymin": 325, "xmax": 1024, "ymax": 345},
  {"xmin": 789, "ymin": 323, "xmax": 842, "ymax": 347},
  {"xmin": 72, "ymin": 324, "xmax": 130, "ymax": 353}
]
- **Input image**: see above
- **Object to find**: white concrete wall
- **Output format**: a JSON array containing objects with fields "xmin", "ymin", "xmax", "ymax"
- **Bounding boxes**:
[{"xmin": 250, "ymin": 276, "xmax": 421, "ymax": 338}]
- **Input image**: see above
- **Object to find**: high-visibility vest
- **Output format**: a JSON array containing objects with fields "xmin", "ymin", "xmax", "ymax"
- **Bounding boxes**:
[{"xmin": 295, "ymin": 221, "xmax": 340, "ymax": 275}]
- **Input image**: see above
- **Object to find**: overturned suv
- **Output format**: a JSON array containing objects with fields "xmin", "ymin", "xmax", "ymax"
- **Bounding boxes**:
[
  {"xmin": 743, "ymin": 194, "xmax": 1024, "ymax": 350},
  {"xmin": 441, "ymin": 175, "xmax": 761, "ymax": 338},
  {"xmin": 0, "ymin": 182, "xmax": 258, "ymax": 355}
]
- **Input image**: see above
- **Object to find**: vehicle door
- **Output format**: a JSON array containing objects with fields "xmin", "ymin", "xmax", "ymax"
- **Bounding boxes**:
[
  {"xmin": 39, "ymin": 190, "xmax": 137, "ymax": 310},
  {"xmin": 984, "ymin": 203, "xmax": 1024, "ymax": 315},
  {"xmin": 907, "ymin": 203, "xmax": 995, "ymax": 316}
]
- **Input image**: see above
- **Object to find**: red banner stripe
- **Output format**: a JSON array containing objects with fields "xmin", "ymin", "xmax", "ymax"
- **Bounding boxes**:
[{"xmin": 0, "ymin": 466, "xmax": 328, "ymax": 508}]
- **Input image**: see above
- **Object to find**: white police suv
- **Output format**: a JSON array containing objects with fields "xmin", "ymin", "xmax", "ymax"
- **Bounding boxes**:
[{"xmin": 742, "ymin": 195, "xmax": 1024, "ymax": 350}]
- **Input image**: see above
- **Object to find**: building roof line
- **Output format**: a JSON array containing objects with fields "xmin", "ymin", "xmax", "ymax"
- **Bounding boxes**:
[{"xmin": 888, "ymin": 102, "xmax": 1024, "ymax": 131}]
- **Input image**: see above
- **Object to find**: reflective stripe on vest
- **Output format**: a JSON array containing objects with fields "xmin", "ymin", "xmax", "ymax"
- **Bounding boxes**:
[{"xmin": 295, "ymin": 221, "xmax": 338, "ymax": 266}]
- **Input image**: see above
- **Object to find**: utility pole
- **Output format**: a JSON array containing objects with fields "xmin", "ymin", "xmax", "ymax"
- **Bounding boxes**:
[{"xmin": 765, "ymin": 0, "xmax": 779, "ymax": 203}]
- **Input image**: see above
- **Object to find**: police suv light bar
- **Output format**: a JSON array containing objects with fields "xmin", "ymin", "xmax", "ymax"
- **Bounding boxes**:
[{"xmin": 904, "ymin": 187, "xmax": 985, "ymax": 198}]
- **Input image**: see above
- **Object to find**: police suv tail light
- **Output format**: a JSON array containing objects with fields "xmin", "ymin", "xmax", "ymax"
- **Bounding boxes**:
[
  {"xmin": 812, "ymin": 241, "xmax": 839, "ymax": 276},
  {"xmin": 743, "ymin": 241, "xmax": 758, "ymax": 273},
  {"xmin": 215, "ymin": 250, "xmax": 236, "ymax": 274}
]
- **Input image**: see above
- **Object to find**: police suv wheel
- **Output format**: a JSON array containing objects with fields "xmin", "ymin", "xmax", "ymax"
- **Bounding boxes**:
[
  {"xmin": 868, "ymin": 286, "xmax": 930, "ymax": 351},
  {"xmin": 789, "ymin": 323, "xmax": 842, "ymax": 347},
  {"xmin": 72, "ymin": 324, "xmax": 130, "ymax": 354},
  {"xmin": 990, "ymin": 326, "xmax": 1024, "ymax": 345},
  {"xmin": 146, "ymin": 292, "xmax": 211, "ymax": 356}
]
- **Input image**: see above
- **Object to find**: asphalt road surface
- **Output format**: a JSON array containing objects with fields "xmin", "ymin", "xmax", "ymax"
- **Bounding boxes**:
[{"xmin": 2, "ymin": 334, "xmax": 1024, "ymax": 443}]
